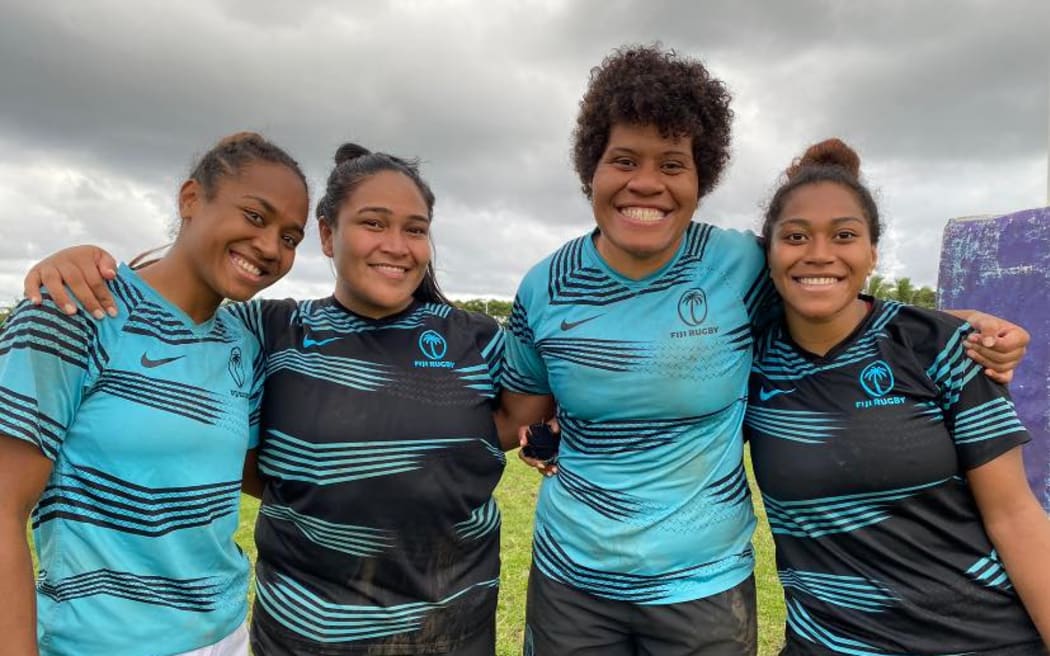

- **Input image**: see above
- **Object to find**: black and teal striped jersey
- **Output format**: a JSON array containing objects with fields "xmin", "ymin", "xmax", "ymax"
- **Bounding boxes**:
[
  {"xmin": 504, "ymin": 223, "xmax": 777, "ymax": 604},
  {"xmin": 747, "ymin": 298, "xmax": 1041, "ymax": 655},
  {"xmin": 0, "ymin": 264, "xmax": 262, "ymax": 656},
  {"xmin": 226, "ymin": 297, "xmax": 505, "ymax": 654}
]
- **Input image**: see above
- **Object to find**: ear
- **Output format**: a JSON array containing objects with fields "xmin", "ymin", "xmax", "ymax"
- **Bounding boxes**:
[
  {"xmin": 869, "ymin": 246, "xmax": 879, "ymax": 276},
  {"xmin": 178, "ymin": 179, "xmax": 202, "ymax": 222},
  {"xmin": 318, "ymin": 218, "xmax": 335, "ymax": 258}
]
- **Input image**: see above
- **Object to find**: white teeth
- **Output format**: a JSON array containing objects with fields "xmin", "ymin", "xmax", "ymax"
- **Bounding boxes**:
[
  {"xmin": 621, "ymin": 207, "xmax": 666, "ymax": 222},
  {"xmin": 231, "ymin": 253, "xmax": 262, "ymax": 276},
  {"xmin": 797, "ymin": 277, "xmax": 838, "ymax": 286},
  {"xmin": 373, "ymin": 264, "xmax": 407, "ymax": 273}
]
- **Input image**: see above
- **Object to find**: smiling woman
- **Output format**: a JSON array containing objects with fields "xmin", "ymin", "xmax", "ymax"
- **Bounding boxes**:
[
  {"xmin": 0, "ymin": 132, "xmax": 310, "ymax": 656},
  {"xmin": 747, "ymin": 138, "xmax": 1050, "ymax": 654}
]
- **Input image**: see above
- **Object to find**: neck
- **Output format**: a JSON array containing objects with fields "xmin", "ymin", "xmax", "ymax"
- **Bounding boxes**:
[
  {"xmin": 784, "ymin": 298, "xmax": 870, "ymax": 357},
  {"xmin": 137, "ymin": 247, "xmax": 223, "ymax": 324}
]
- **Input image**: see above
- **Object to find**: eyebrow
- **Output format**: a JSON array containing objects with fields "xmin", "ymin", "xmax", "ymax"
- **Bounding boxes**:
[
  {"xmin": 607, "ymin": 146, "xmax": 692, "ymax": 157},
  {"xmin": 357, "ymin": 206, "xmax": 431, "ymax": 222},
  {"xmin": 779, "ymin": 216, "xmax": 865, "ymax": 226}
]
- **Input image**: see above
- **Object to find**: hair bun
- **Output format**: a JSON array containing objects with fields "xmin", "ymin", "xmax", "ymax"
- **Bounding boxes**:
[
  {"xmin": 334, "ymin": 143, "xmax": 371, "ymax": 166},
  {"xmin": 787, "ymin": 138, "xmax": 860, "ymax": 179}
]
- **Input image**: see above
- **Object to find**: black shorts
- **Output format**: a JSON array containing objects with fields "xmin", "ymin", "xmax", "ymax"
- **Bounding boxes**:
[
  {"xmin": 250, "ymin": 603, "xmax": 496, "ymax": 656},
  {"xmin": 523, "ymin": 566, "xmax": 757, "ymax": 656}
]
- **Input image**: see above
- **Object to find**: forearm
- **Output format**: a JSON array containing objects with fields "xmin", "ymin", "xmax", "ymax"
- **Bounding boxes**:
[
  {"xmin": 0, "ymin": 516, "xmax": 39, "ymax": 656},
  {"xmin": 494, "ymin": 392, "xmax": 556, "ymax": 452},
  {"xmin": 986, "ymin": 503, "xmax": 1050, "ymax": 648}
]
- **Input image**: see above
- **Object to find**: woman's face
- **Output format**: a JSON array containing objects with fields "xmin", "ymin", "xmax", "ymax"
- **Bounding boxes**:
[
  {"xmin": 589, "ymin": 122, "xmax": 699, "ymax": 279},
  {"xmin": 178, "ymin": 162, "xmax": 308, "ymax": 303},
  {"xmin": 319, "ymin": 170, "xmax": 431, "ymax": 319},
  {"xmin": 768, "ymin": 181, "xmax": 877, "ymax": 325}
]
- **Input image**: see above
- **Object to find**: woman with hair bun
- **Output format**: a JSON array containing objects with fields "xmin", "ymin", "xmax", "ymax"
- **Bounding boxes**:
[
  {"xmin": 747, "ymin": 138, "xmax": 1050, "ymax": 654},
  {"xmin": 0, "ymin": 132, "xmax": 310, "ymax": 656},
  {"xmin": 24, "ymin": 143, "xmax": 509, "ymax": 656}
]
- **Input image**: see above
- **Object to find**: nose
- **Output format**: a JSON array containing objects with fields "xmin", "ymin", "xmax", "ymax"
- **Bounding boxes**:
[
  {"xmin": 803, "ymin": 235, "xmax": 835, "ymax": 263},
  {"xmin": 253, "ymin": 226, "xmax": 282, "ymax": 262},
  {"xmin": 625, "ymin": 163, "xmax": 664, "ymax": 195},
  {"xmin": 379, "ymin": 228, "xmax": 410, "ymax": 256}
]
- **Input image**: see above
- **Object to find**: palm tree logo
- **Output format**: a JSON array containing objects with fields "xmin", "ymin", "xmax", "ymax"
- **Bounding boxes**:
[
  {"xmin": 677, "ymin": 288, "xmax": 708, "ymax": 326},
  {"xmin": 418, "ymin": 330, "xmax": 448, "ymax": 360},
  {"xmin": 228, "ymin": 346, "xmax": 246, "ymax": 388},
  {"xmin": 860, "ymin": 360, "xmax": 894, "ymax": 397}
]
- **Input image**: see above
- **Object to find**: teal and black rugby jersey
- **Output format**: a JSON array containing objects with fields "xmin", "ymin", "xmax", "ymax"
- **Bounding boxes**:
[
  {"xmin": 0, "ymin": 264, "xmax": 262, "ymax": 656},
  {"xmin": 227, "ymin": 297, "xmax": 505, "ymax": 655},
  {"xmin": 504, "ymin": 222, "xmax": 777, "ymax": 605},
  {"xmin": 747, "ymin": 298, "xmax": 1041, "ymax": 655}
]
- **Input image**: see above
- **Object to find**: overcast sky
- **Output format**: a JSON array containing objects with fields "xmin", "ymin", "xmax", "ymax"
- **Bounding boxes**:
[{"xmin": 1, "ymin": 0, "xmax": 1047, "ymax": 304}]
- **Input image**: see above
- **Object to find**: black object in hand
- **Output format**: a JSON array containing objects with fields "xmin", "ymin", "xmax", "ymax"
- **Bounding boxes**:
[{"xmin": 522, "ymin": 422, "xmax": 560, "ymax": 462}]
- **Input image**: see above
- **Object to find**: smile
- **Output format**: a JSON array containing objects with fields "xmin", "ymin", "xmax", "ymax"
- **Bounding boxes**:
[
  {"xmin": 371, "ymin": 263, "xmax": 410, "ymax": 279},
  {"xmin": 230, "ymin": 251, "xmax": 264, "ymax": 278},
  {"xmin": 793, "ymin": 276, "xmax": 842, "ymax": 286},
  {"xmin": 619, "ymin": 206, "xmax": 668, "ymax": 222}
]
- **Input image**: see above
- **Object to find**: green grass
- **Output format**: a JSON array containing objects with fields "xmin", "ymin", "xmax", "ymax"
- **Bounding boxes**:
[{"xmin": 33, "ymin": 449, "xmax": 785, "ymax": 654}]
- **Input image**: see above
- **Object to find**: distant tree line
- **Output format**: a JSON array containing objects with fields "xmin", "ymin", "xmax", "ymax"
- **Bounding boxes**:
[
  {"xmin": 0, "ymin": 282, "xmax": 936, "ymax": 330},
  {"xmin": 864, "ymin": 275, "xmax": 937, "ymax": 309},
  {"xmin": 452, "ymin": 299, "xmax": 513, "ymax": 324}
]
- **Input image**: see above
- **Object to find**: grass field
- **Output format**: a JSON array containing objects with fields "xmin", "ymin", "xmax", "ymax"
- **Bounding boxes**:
[{"xmin": 230, "ymin": 446, "xmax": 787, "ymax": 655}]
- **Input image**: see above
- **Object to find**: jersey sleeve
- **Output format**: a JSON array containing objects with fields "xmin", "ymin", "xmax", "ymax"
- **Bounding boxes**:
[
  {"xmin": 714, "ymin": 228, "xmax": 780, "ymax": 333},
  {"xmin": 0, "ymin": 295, "xmax": 101, "ymax": 460},
  {"xmin": 502, "ymin": 274, "xmax": 551, "ymax": 395},
  {"xmin": 476, "ymin": 317, "xmax": 505, "ymax": 394},
  {"xmin": 918, "ymin": 309, "xmax": 1030, "ymax": 470}
]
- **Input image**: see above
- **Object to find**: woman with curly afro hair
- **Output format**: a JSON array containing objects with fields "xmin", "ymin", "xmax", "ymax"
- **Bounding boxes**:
[{"xmin": 499, "ymin": 44, "xmax": 1030, "ymax": 656}]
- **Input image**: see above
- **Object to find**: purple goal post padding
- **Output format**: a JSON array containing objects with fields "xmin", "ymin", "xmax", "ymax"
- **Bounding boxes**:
[{"xmin": 938, "ymin": 207, "xmax": 1050, "ymax": 511}]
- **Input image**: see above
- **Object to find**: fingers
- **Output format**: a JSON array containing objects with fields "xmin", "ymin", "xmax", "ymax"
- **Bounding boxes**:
[
  {"xmin": 35, "ymin": 264, "xmax": 78, "ymax": 315},
  {"xmin": 22, "ymin": 268, "xmax": 44, "ymax": 305},
  {"xmin": 517, "ymin": 426, "xmax": 558, "ymax": 476},
  {"xmin": 517, "ymin": 448, "xmax": 558, "ymax": 476}
]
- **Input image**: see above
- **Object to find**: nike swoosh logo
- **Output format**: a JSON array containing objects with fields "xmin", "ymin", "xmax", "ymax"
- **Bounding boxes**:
[
  {"xmin": 303, "ymin": 335, "xmax": 340, "ymax": 348},
  {"xmin": 560, "ymin": 314, "xmax": 602, "ymax": 331},
  {"xmin": 140, "ymin": 353, "xmax": 185, "ymax": 369},
  {"xmin": 758, "ymin": 387, "xmax": 796, "ymax": 401}
]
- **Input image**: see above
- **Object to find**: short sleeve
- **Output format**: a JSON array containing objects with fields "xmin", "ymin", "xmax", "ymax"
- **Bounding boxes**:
[
  {"xmin": 476, "ymin": 318, "xmax": 506, "ymax": 394},
  {"xmin": 0, "ymin": 297, "xmax": 100, "ymax": 460},
  {"xmin": 502, "ymin": 290, "xmax": 551, "ymax": 395},
  {"xmin": 923, "ymin": 314, "xmax": 1029, "ymax": 470}
]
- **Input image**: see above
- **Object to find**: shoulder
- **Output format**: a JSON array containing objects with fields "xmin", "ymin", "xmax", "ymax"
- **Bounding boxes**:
[
  {"xmin": 882, "ymin": 302, "xmax": 969, "ymax": 354},
  {"xmin": 519, "ymin": 232, "xmax": 593, "ymax": 292},
  {"xmin": 430, "ymin": 304, "xmax": 501, "ymax": 341},
  {"xmin": 694, "ymin": 222, "xmax": 764, "ymax": 266}
]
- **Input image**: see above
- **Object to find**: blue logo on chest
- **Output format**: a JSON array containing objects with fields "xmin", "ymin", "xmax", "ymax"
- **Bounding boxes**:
[
  {"xmin": 418, "ymin": 330, "xmax": 448, "ymax": 360},
  {"xmin": 677, "ymin": 288, "xmax": 708, "ymax": 326},
  {"xmin": 860, "ymin": 360, "xmax": 894, "ymax": 398}
]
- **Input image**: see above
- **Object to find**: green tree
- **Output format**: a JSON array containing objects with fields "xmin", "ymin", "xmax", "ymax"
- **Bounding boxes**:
[
  {"xmin": 864, "ymin": 274, "xmax": 894, "ymax": 300},
  {"xmin": 453, "ymin": 298, "xmax": 512, "ymax": 325},
  {"xmin": 892, "ymin": 277, "xmax": 916, "ymax": 304},
  {"xmin": 912, "ymin": 286, "xmax": 936, "ymax": 309}
]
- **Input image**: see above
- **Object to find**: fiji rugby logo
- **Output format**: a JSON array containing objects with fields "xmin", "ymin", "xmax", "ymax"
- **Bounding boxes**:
[
  {"xmin": 677, "ymin": 288, "xmax": 708, "ymax": 326},
  {"xmin": 860, "ymin": 360, "xmax": 894, "ymax": 398},
  {"xmin": 418, "ymin": 330, "xmax": 448, "ymax": 360},
  {"xmin": 228, "ymin": 346, "xmax": 246, "ymax": 388},
  {"xmin": 415, "ymin": 330, "xmax": 454, "ymax": 369}
]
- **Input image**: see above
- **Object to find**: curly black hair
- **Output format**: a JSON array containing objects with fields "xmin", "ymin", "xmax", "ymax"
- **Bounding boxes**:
[{"xmin": 572, "ymin": 44, "xmax": 734, "ymax": 199}]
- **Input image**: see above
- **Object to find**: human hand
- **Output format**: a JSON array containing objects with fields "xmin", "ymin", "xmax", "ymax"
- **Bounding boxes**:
[
  {"xmin": 518, "ymin": 418, "xmax": 560, "ymax": 477},
  {"xmin": 24, "ymin": 245, "xmax": 118, "ymax": 319}
]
